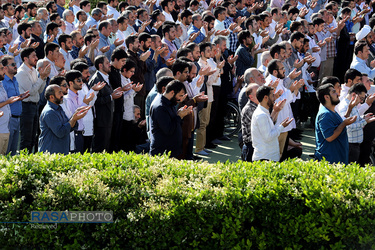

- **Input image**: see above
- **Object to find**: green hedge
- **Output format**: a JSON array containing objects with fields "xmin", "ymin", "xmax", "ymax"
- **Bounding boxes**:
[{"xmin": 1, "ymin": 152, "xmax": 375, "ymax": 249}]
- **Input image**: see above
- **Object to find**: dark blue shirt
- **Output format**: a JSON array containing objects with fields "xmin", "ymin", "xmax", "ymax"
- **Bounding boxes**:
[
  {"xmin": 138, "ymin": 49, "xmax": 156, "ymax": 92},
  {"xmin": 315, "ymin": 105, "xmax": 349, "ymax": 164},
  {"xmin": 3, "ymin": 74, "xmax": 21, "ymax": 116},
  {"xmin": 149, "ymin": 95, "xmax": 182, "ymax": 158},
  {"xmin": 70, "ymin": 45, "xmax": 93, "ymax": 66},
  {"xmin": 39, "ymin": 101, "xmax": 76, "ymax": 154},
  {"xmin": 187, "ymin": 25, "xmax": 205, "ymax": 44}
]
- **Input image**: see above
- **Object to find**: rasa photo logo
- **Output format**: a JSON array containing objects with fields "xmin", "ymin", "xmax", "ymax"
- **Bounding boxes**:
[{"xmin": 30, "ymin": 211, "xmax": 113, "ymax": 223}]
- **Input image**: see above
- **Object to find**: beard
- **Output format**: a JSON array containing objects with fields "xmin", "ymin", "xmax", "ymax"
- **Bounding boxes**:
[
  {"xmin": 268, "ymin": 98, "xmax": 274, "ymax": 111},
  {"xmin": 171, "ymin": 94, "xmax": 178, "ymax": 106},
  {"xmin": 0, "ymin": 74, "xmax": 4, "ymax": 81},
  {"xmin": 55, "ymin": 96, "xmax": 63, "ymax": 105},
  {"xmin": 276, "ymin": 71, "xmax": 285, "ymax": 79},
  {"xmin": 330, "ymin": 96, "xmax": 340, "ymax": 105}
]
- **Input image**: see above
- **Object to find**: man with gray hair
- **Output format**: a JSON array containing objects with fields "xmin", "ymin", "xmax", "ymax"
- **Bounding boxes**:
[
  {"xmin": 85, "ymin": 8, "xmax": 103, "ymax": 30},
  {"xmin": 145, "ymin": 68, "xmax": 173, "ymax": 133},
  {"xmin": 123, "ymin": 10, "xmax": 137, "ymax": 38},
  {"xmin": 37, "ymin": 8, "xmax": 49, "ymax": 37},
  {"xmin": 63, "ymin": 10, "xmax": 76, "ymax": 35},
  {"xmin": 258, "ymin": 51, "xmax": 272, "ymax": 76},
  {"xmin": 238, "ymin": 68, "xmax": 266, "ymax": 111}
]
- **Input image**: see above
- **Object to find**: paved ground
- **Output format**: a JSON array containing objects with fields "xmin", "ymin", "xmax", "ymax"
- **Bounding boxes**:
[{"xmin": 193, "ymin": 126, "xmax": 316, "ymax": 164}]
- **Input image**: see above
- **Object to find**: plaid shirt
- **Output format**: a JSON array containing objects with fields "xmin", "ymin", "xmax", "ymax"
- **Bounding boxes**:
[
  {"xmin": 337, "ymin": 98, "xmax": 367, "ymax": 143},
  {"xmin": 323, "ymin": 24, "xmax": 338, "ymax": 58},
  {"xmin": 224, "ymin": 17, "xmax": 239, "ymax": 53},
  {"xmin": 241, "ymin": 101, "xmax": 258, "ymax": 144}
]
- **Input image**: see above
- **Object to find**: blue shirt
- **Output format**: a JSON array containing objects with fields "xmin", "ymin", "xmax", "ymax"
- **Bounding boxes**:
[
  {"xmin": 350, "ymin": 56, "xmax": 375, "ymax": 79},
  {"xmin": 3, "ymin": 74, "xmax": 21, "ymax": 116},
  {"xmin": 99, "ymin": 32, "xmax": 116, "ymax": 61},
  {"xmin": 149, "ymin": 95, "xmax": 182, "ymax": 158},
  {"xmin": 315, "ymin": 105, "xmax": 349, "ymax": 164},
  {"xmin": 145, "ymin": 86, "xmax": 158, "ymax": 132},
  {"xmin": 39, "ymin": 101, "xmax": 76, "ymax": 154},
  {"xmin": 70, "ymin": 45, "xmax": 93, "ymax": 66},
  {"xmin": 234, "ymin": 43, "xmax": 255, "ymax": 77},
  {"xmin": 187, "ymin": 25, "xmax": 205, "ymax": 44},
  {"xmin": 56, "ymin": 4, "xmax": 65, "ymax": 18}
]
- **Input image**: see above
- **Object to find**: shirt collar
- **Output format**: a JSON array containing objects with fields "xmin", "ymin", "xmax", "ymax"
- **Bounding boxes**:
[
  {"xmin": 98, "ymin": 71, "xmax": 109, "ymax": 83},
  {"xmin": 48, "ymin": 100, "xmax": 61, "ymax": 110},
  {"xmin": 355, "ymin": 56, "xmax": 366, "ymax": 64},
  {"xmin": 259, "ymin": 104, "xmax": 270, "ymax": 114}
]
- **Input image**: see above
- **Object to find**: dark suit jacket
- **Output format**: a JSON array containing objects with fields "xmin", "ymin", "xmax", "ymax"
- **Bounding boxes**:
[
  {"xmin": 30, "ymin": 34, "xmax": 45, "ymax": 59},
  {"xmin": 88, "ymin": 71, "xmax": 114, "ymax": 128},
  {"xmin": 109, "ymin": 65, "xmax": 124, "ymax": 115},
  {"xmin": 127, "ymin": 50, "xmax": 147, "ymax": 96},
  {"xmin": 133, "ymin": 19, "xmax": 157, "ymax": 34}
]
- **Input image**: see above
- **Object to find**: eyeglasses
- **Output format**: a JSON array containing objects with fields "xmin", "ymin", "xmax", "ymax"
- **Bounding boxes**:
[
  {"xmin": 61, "ymin": 83, "xmax": 68, "ymax": 87},
  {"xmin": 7, "ymin": 63, "xmax": 16, "ymax": 67},
  {"xmin": 75, "ymin": 78, "xmax": 83, "ymax": 82}
]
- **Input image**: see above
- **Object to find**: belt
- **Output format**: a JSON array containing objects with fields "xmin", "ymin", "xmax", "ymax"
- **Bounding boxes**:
[
  {"xmin": 11, "ymin": 115, "xmax": 20, "ymax": 118},
  {"xmin": 75, "ymin": 131, "xmax": 84, "ymax": 134}
]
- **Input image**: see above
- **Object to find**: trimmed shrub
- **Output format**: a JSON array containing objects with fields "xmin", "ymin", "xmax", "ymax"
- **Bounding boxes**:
[{"xmin": 1, "ymin": 152, "xmax": 375, "ymax": 249}]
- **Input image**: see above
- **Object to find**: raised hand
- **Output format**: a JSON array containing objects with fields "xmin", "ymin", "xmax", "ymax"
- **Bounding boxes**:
[
  {"xmin": 177, "ymin": 105, "xmax": 193, "ymax": 118},
  {"xmin": 91, "ymin": 81, "xmax": 106, "ymax": 91},
  {"xmin": 111, "ymin": 87, "xmax": 124, "ymax": 99},
  {"xmin": 47, "ymin": 34, "xmax": 55, "ymax": 43},
  {"xmin": 83, "ymin": 92, "xmax": 95, "ymax": 104},
  {"xmin": 344, "ymin": 116, "xmax": 357, "ymax": 125},
  {"xmin": 227, "ymin": 55, "xmax": 238, "ymax": 65},
  {"xmin": 281, "ymin": 117, "xmax": 294, "ymax": 127},
  {"xmin": 273, "ymin": 99, "xmax": 286, "ymax": 113},
  {"xmin": 100, "ymin": 46, "xmax": 110, "ymax": 53},
  {"xmin": 132, "ymin": 83, "xmax": 143, "ymax": 92},
  {"xmin": 7, "ymin": 96, "xmax": 21, "ymax": 104},
  {"xmin": 114, "ymin": 38, "xmax": 124, "ymax": 47},
  {"xmin": 140, "ymin": 50, "xmax": 151, "ymax": 61},
  {"xmin": 193, "ymin": 92, "xmax": 208, "ymax": 103}
]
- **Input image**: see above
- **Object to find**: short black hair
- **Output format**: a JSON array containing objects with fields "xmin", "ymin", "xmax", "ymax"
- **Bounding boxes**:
[
  {"xmin": 320, "ymin": 76, "xmax": 340, "ymax": 86},
  {"xmin": 270, "ymin": 44, "xmax": 286, "ymax": 59},
  {"xmin": 290, "ymin": 31, "xmax": 305, "ymax": 43},
  {"xmin": 177, "ymin": 48, "xmax": 192, "ymax": 58},
  {"xmin": 171, "ymin": 59, "xmax": 190, "ymax": 76},
  {"xmin": 237, "ymin": 30, "xmax": 251, "ymax": 44},
  {"xmin": 156, "ymin": 76, "xmax": 174, "ymax": 93},
  {"xmin": 165, "ymin": 80, "xmax": 186, "ymax": 95},
  {"xmin": 354, "ymin": 40, "xmax": 367, "ymax": 55},
  {"xmin": 65, "ymin": 70, "xmax": 83, "ymax": 86},
  {"xmin": 17, "ymin": 22, "xmax": 31, "ymax": 36},
  {"xmin": 58, "ymin": 34, "xmax": 72, "ymax": 47},
  {"xmin": 256, "ymin": 85, "xmax": 273, "ymax": 103},
  {"xmin": 139, "ymin": 32, "xmax": 151, "ymax": 44},
  {"xmin": 344, "ymin": 68, "xmax": 362, "ymax": 83},
  {"xmin": 44, "ymin": 42, "xmax": 59, "ymax": 57},
  {"xmin": 125, "ymin": 35, "xmax": 137, "ymax": 49},
  {"xmin": 46, "ymin": 22, "xmax": 59, "ymax": 34},
  {"xmin": 267, "ymin": 59, "xmax": 281, "ymax": 75},
  {"xmin": 94, "ymin": 55, "xmax": 107, "ymax": 70},
  {"xmin": 20, "ymin": 48, "xmax": 35, "ymax": 62},
  {"xmin": 121, "ymin": 58, "xmax": 137, "ymax": 72},
  {"xmin": 348, "ymin": 83, "xmax": 367, "ymax": 95},
  {"xmin": 50, "ymin": 76, "xmax": 66, "ymax": 87},
  {"xmin": 111, "ymin": 47, "xmax": 127, "ymax": 62},
  {"xmin": 72, "ymin": 62, "xmax": 89, "ymax": 72},
  {"xmin": 80, "ymin": 0, "xmax": 90, "ymax": 9},
  {"xmin": 316, "ymin": 83, "xmax": 334, "ymax": 105}
]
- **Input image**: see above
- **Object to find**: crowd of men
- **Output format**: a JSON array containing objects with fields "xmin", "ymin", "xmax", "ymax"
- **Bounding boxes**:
[{"xmin": 1, "ymin": 0, "xmax": 375, "ymax": 165}]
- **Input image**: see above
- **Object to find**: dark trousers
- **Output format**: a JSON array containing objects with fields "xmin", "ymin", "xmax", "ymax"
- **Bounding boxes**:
[
  {"xmin": 216, "ymin": 87, "xmax": 228, "ymax": 138},
  {"xmin": 71, "ymin": 132, "xmax": 84, "ymax": 154},
  {"xmin": 83, "ymin": 135, "xmax": 92, "ymax": 153},
  {"xmin": 206, "ymin": 86, "xmax": 220, "ymax": 144},
  {"xmin": 241, "ymin": 142, "xmax": 254, "ymax": 162},
  {"xmin": 187, "ymin": 130, "xmax": 194, "ymax": 160},
  {"xmin": 92, "ymin": 126, "xmax": 112, "ymax": 153},
  {"xmin": 109, "ymin": 112, "xmax": 123, "ymax": 153},
  {"xmin": 349, "ymin": 143, "xmax": 361, "ymax": 163},
  {"xmin": 121, "ymin": 120, "xmax": 134, "ymax": 152},
  {"xmin": 20, "ymin": 102, "xmax": 38, "ymax": 153}
]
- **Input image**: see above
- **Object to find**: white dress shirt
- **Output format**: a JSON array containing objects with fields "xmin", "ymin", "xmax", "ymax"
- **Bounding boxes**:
[
  {"xmin": 198, "ymin": 58, "xmax": 221, "ymax": 102},
  {"xmin": 116, "ymin": 29, "xmax": 127, "ymax": 49},
  {"xmin": 163, "ymin": 11, "xmax": 174, "ymax": 22},
  {"xmin": 45, "ymin": 58, "xmax": 59, "ymax": 78},
  {"xmin": 107, "ymin": 5, "xmax": 120, "ymax": 20},
  {"xmin": 265, "ymin": 74, "xmax": 297, "ymax": 133},
  {"xmin": 121, "ymin": 75, "xmax": 137, "ymax": 121},
  {"xmin": 79, "ymin": 83, "xmax": 97, "ymax": 136},
  {"xmin": 65, "ymin": 21, "xmax": 76, "ymax": 35},
  {"xmin": 251, "ymin": 104, "xmax": 284, "ymax": 161}
]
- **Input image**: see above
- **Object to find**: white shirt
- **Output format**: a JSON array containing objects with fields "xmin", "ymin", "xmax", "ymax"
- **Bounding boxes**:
[
  {"xmin": 116, "ymin": 29, "xmax": 127, "ymax": 49},
  {"xmin": 45, "ymin": 58, "xmax": 59, "ymax": 79},
  {"xmin": 198, "ymin": 58, "xmax": 221, "ymax": 102},
  {"xmin": 163, "ymin": 11, "xmax": 174, "ymax": 22},
  {"xmin": 251, "ymin": 104, "xmax": 284, "ymax": 161},
  {"xmin": 107, "ymin": 5, "xmax": 120, "ymax": 20},
  {"xmin": 121, "ymin": 75, "xmax": 137, "ymax": 121},
  {"xmin": 73, "ymin": 5, "xmax": 81, "ymax": 16},
  {"xmin": 98, "ymin": 71, "xmax": 109, "ymax": 84},
  {"xmin": 60, "ymin": 48, "xmax": 74, "ymax": 70},
  {"xmin": 78, "ymin": 83, "xmax": 97, "ymax": 136},
  {"xmin": 65, "ymin": 21, "xmax": 76, "ymax": 35},
  {"xmin": 177, "ymin": 21, "xmax": 190, "ymax": 42},
  {"xmin": 16, "ymin": 63, "xmax": 46, "ymax": 103},
  {"xmin": 340, "ymin": 84, "xmax": 370, "ymax": 115},
  {"xmin": 123, "ymin": 25, "xmax": 136, "ymax": 38},
  {"xmin": 265, "ymin": 74, "xmax": 297, "ymax": 132}
]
